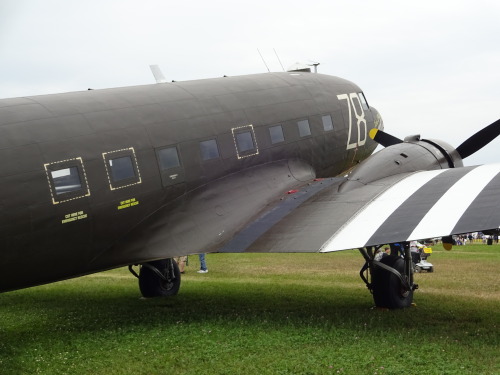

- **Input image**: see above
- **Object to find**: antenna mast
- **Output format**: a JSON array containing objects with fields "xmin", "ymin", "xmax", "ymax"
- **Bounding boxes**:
[
  {"xmin": 274, "ymin": 48, "xmax": 285, "ymax": 71},
  {"xmin": 257, "ymin": 49, "xmax": 270, "ymax": 72},
  {"xmin": 309, "ymin": 62, "xmax": 320, "ymax": 73}
]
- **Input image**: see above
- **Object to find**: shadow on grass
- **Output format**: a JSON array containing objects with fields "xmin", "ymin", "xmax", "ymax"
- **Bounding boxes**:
[{"xmin": 2, "ymin": 279, "xmax": 497, "ymax": 341}]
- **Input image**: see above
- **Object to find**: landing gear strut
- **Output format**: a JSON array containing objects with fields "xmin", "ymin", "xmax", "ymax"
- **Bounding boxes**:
[
  {"xmin": 359, "ymin": 243, "xmax": 417, "ymax": 309},
  {"xmin": 129, "ymin": 258, "xmax": 181, "ymax": 298}
]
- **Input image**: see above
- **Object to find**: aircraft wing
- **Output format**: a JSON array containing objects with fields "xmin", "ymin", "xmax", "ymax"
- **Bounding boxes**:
[{"xmin": 217, "ymin": 163, "xmax": 500, "ymax": 253}]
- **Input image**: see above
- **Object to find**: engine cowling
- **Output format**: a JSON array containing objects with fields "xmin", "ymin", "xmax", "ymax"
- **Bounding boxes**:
[{"xmin": 339, "ymin": 137, "xmax": 463, "ymax": 193}]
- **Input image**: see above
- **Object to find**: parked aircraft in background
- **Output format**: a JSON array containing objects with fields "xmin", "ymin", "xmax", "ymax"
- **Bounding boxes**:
[{"xmin": 0, "ymin": 68, "xmax": 498, "ymax": 308}]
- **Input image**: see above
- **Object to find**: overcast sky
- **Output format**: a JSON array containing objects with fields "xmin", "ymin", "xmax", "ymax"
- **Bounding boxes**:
[{"xmin": 1, "ymin": 0, "xmax": 499, "ymax": 165}]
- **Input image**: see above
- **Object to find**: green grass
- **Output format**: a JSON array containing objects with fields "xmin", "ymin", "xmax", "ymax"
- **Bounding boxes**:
[{"xmin": 1, "ymin": 245, "xmax": 499, "ymax": 374}]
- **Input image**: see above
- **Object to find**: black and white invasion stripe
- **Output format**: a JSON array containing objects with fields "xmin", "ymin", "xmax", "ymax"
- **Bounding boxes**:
[{"xmin": 320, "ymin": 164, "xmax": 500, "ymax": 251}]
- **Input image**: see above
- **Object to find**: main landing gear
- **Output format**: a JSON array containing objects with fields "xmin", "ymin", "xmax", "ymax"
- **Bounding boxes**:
[
  {"xmin": 129, "ymin": 258, "xmax": 181, "ymax": 298},
  {"xmin": 359, "ymin": 243, "xmax": 418, "ymax": 309}
]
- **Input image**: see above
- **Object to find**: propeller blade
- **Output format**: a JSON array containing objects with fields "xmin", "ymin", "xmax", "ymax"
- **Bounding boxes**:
[
  {"xmin": 456, "ymin": 119, "xmax": 500, "ymax": 159},
  {"xmin": 369, "ymin": 128, "xmax": 403, "ymax": 147}
]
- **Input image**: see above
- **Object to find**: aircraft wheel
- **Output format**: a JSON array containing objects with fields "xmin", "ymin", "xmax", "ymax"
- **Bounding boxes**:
[
  {"xmin": 372, "ymin": 255, "xmax": 413, "ymax": 309},
  {"xmin": 428, "ymin": 267, "xmax": 434, "ymax": 273},
  {"xmin": 139, "ymin": 259, "xmax": 181, "ymax": 298}
]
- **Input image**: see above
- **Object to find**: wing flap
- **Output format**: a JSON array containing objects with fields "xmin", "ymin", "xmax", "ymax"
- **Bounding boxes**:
[{"xmin": 218, "ymin": 173, "xmax": 404, "ymax": 253}]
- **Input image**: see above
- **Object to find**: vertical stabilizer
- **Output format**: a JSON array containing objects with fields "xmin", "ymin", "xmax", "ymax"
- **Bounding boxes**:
[{"xmin": 149, "ymin": 65, "xmax": 167, "ymax": 83}]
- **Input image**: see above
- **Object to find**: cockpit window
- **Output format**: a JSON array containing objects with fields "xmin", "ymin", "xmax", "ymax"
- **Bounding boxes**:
[{"xmin": 358, "ymin": 92, "xmax": 369, "ymax": 110}]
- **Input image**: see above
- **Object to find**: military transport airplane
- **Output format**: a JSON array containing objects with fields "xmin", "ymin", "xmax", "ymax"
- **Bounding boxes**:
[{"xmin": 0, "ymin": 69, "xmax": 499, "ymax": 309}]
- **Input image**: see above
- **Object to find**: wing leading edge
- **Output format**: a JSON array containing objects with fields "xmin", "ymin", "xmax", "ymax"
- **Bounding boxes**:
[{"xmin": 217, "ymin": 164, "xmax": 500, "ymax": 253}]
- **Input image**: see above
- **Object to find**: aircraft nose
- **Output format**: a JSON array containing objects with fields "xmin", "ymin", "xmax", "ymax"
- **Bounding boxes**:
[{"xmin": 370, "ymin": 106, "xmax": 384, "ymax": 131}]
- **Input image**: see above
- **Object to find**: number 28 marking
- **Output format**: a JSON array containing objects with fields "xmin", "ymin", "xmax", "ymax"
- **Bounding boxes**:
[{"xmin": 337, "ymin": 93, "xmax": 367, "ymax": 150}]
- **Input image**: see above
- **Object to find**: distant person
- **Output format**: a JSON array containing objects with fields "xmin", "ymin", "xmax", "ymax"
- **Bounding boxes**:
[
  {"xmin": 197, "ymin": 253, "xmax": 208, "ymax": 273},
  {"xmin": 410, "ymin": 240, "xmax": 421, "ymax": 264},
  {"xmin": 174, "ymin": 256, "xmax": 187, "ymax": 274},
  {"xmin": 410, "ymin": 240, "xmax": 420, "ymax": 253},
  {"xmin": 487, "ymin": 235, "xmax": 493, "ymax": 246}
]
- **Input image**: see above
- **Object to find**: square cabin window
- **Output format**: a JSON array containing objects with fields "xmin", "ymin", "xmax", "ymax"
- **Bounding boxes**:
[
  {"xmin": 200, "ymin": 139, "xmax": 220, "ymax": 161},
  {"xmin": 269, "ymin": 125, "xmax": 285, "ymax": 144},
  {"xmin": 51, "ymin": 167, "xmax": 82, "ymax": 195},
  {"xmin": 236, "ymin": 131, "xmax": 255, "ymax": 152},
  {"xmin": 322, "ymin": 115, "xmax": 334, "ymax": 131},
  {"xmin": 158, "ymin": 147, "xmax": 180, "ymax": 170},
  {"xmin": 297, "ymin": 119, "xmax": 311, "ymax": 137},
  {"xmin": 102, "ymin": 148, "xmax": 141, "ymax": 190},
  {"xmin": 109, "ymin": 156, "xmax": 135, "ymax": 182},
  {"xmin": 45, "ymin": 157, "xmax": 90, "ymax": 203}
]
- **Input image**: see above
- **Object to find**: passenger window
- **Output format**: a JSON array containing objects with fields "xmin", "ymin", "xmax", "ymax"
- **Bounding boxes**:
[
  {"xmin": 103, "ymin": 147, "xmax": 141, "ymax": 190},
  {"xmin": 358, "ymin": 92, "xmax": 369, "ymax": 110},
  {"xmin": 297, "ymin": 119, "xmax": 311, "ymax": 137},
  {"xmin": 109, "ymin": 156, "xmax": 135, "ymax": 181},
  {"xmin": 157, "ymin": 146, "xmax": 180, "ymax": 170},
  {"xmin": 269, "ymin": 125, "xmax": 285, "ymax": 144},
  {"xmin": 44, "ymin": 157, "xmax": 90, "ymax": 204},
  {"xmin": 236, "ymin": 131, "xmax": 255, "ymax": 152},
  {"xmin": 322, "ymin": 115, "xmax": 334, "ymax": 131},
  {"xmin": 232, "ymin": 124, "xmax": 259, "ymax": 159},
  {"xmin": 200, "ymin": 139, "xmax": 220, "ymax": 161},
  {"xmin": 51, "ymin": 167, "xmax": 82, "ymax": 194}
]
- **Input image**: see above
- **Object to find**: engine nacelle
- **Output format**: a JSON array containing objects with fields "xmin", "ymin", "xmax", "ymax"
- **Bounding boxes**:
[{"xmin": 339, "ymin": 137, "xmax": 463, "ymax": 192}]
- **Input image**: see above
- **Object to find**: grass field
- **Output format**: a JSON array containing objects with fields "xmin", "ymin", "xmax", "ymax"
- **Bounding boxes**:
[{"xmin": 0, "ymin": 244, "xmax": 499, "ymax": 374}]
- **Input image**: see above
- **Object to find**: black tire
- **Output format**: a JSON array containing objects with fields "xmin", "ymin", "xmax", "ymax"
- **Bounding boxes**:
[
  {"xmin": 372, "ymin": 255, "xmax": 413, "ymax": 309},
  {"xmin": 428, "ymin": 266, "xmax": 434, "ymax": 273},
  {"xmin": 139, "ymin": 259, "xmax": 181, "ymax": 298}
]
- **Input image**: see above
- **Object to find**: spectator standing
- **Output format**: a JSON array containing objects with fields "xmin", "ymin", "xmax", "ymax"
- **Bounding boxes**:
[{"xmin": 197, "ymin": 253, "xmax": 208, "ymax": 273}]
